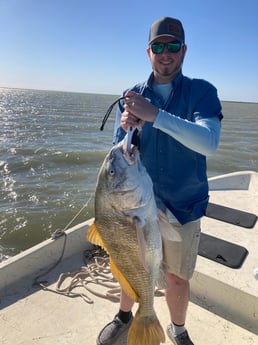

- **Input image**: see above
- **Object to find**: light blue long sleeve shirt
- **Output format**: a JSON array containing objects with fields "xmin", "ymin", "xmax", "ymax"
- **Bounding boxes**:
[
  {"xmin": 154, "ymin": 110, "xmax": 221, "ymax": 156},
  {"xmin": 114, "ymin": 72, "xmax": 223, "ymax": 224}
]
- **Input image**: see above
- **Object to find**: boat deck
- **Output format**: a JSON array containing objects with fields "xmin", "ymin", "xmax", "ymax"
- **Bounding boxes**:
[
  {"xmin": 191, "ymin": 171, "xmax": 258, "ymax": 334},
  {"xmin": 1, "ymin": 253, "xmax": 257, "ymax": 345},
  {"xmin": 1, "ymin": 171, "xmax": 258, "ymax": 345}
]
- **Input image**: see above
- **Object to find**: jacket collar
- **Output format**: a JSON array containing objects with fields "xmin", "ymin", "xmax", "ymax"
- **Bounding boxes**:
[{"xmin": 146, "ymin": 70, "xmax": 183, "ymax": 91}]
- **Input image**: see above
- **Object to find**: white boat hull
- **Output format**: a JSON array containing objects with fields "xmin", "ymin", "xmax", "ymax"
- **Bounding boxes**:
[{"xmin": 1, "ymin": 171, "xmax": 258, "ymax": 344}]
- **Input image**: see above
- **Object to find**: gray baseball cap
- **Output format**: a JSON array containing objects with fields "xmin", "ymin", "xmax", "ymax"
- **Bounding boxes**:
[{"xmin": 149, "ymin": 17, "xmax": 185, "ymax": 44}]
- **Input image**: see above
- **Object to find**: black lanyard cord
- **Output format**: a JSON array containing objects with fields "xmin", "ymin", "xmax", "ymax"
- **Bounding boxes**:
[{"xmin": 100, "ymin": 96, "xmax": 126, "ymax": 131}]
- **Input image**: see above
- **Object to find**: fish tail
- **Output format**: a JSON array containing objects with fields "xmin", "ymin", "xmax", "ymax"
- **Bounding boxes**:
[{"xmin": 128, "ymin": 309, "xmax": 165, "ymax": 345}]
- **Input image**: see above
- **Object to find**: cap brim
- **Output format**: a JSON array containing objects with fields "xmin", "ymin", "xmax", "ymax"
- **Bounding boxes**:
[{"xmin": 149, "ymin": 34, "xmax": 183, "ymax": 44}]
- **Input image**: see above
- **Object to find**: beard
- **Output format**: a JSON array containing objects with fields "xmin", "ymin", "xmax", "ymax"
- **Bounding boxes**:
[
  {"xmin": 161, "ymin": 66, "xmax": 175, "ymax": 76},
  {"xmin": 152, "ymin": 61, "xmax": 183, "ymax": 83},
  {"xmin": 155, "ymin": 60, "xmax": 183, "ymax": 79}
]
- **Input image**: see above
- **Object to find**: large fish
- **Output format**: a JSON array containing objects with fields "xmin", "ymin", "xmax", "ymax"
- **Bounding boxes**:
[{"xmin": 87, "ymin": 140, "xmax": 180, "ymax": 345}]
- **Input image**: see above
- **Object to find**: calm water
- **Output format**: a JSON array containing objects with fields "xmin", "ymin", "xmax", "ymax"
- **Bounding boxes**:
[{"xmin": 0, "ymin": 88, "xmax": 257, "ymax": 260}]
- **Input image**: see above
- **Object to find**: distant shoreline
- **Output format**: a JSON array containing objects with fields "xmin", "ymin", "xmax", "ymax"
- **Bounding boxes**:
[{"xmin": 0, "ymin": 86, "xmax": 257, "ymax": 104}]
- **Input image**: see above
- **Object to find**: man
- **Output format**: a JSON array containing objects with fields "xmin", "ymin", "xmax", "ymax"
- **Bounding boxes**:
[{"xmin": 97, "ymin": 16, "xmax": 223, "ymax": 345}]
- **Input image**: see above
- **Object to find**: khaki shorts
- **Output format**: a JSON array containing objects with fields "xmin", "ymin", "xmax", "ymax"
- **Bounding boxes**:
[{"xmin": 162, "ymin": 215, "xmax": 201, "ymax": 280}]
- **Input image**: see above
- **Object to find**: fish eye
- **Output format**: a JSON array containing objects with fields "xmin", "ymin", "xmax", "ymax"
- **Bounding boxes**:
[{"xmin": 109, "ymin": 168, "xmax": 115, "ymax": 176}]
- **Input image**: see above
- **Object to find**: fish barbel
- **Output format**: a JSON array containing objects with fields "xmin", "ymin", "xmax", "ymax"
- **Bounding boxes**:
[{"xmin": 87, "ymin": 139, "xmax": 180, "ymax": 345}]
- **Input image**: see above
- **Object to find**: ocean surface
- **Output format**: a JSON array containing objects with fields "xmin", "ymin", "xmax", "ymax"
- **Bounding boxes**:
[{"xmin": 0, "ymin": 87, "xmax": 257, "ymax": 261}]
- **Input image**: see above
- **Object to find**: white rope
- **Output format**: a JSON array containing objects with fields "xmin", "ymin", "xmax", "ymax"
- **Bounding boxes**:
[
  {"xmin": 33, "ymin": 195, "xmax": 93, "ymax": 288},
  {"xmin": 63, "ymin": 194, "xmax": 93, "ymax": 231},
  {"xmin": 39, "ymin": 254, "xmax": 121, "ymax": 304}
]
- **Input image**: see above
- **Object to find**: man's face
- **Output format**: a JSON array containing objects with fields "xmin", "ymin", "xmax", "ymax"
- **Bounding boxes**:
[{"xmin": 147, "ymin": 36, "xmax": 187, "ymax": 83}]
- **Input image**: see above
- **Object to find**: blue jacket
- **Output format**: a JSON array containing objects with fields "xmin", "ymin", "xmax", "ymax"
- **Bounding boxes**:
[{"xmin": 115, "ymin": 72, "xmax": 223, "ymax": 224}]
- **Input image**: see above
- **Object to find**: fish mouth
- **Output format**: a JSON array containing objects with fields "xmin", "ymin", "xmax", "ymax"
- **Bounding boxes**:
[{"xmin": 120, "ymin": 144, "xmax": 138, "ymax": 166}]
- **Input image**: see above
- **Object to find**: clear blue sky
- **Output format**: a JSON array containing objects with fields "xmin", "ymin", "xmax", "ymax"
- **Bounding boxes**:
[{"xmin": 0, "ymin": 0, "xmax": 257, "ymax": 102}]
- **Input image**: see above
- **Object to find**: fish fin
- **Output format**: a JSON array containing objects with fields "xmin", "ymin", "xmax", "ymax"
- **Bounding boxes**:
[
  {"xmin": 155, "ymin": 262, "xmax": 168, "ymax": 290},
  {"xmin": 109, "ymin": 257, "xmax": 139, "ymax": 302},
  {"xmin": 135, "ymin": 221, "xmax": 164, "ymax": 274},
  {"xmin": 87, "ymin": 224, "xmax": 138, "ymax": 302},
  {"xmin": 128, "ymin": 309, "xmax": 165, "ymax": 345},
  {"xmin": 135, "ymin": 223, "xmax": 150, "ymax": 272},
  {"xmin": 86, "ymin": 223, "xmax": 108, "ymax": 253},
  {"xmin": 158, "ymin": 210, "xmax": 182, "ymax": 242}
]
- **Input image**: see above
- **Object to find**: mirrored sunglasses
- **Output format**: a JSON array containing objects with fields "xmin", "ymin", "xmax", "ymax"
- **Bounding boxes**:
[{"xmin": 150, "ymin": 41, "xmax": 183, "ymax": 54}]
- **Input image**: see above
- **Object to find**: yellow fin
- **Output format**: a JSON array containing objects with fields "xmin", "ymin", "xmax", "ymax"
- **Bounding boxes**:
[
  {"xmin": 87, "ymin": 224, "xmax": 138, "ymax": 302},
  {"xmin": 109, "ymin": 257, "xmax": 139, "ymax": 303},
  {"xmin": 86, "ymin": 223, "xmax": 107, "ymax": 252},
  {"xmin": 128, "ymin": 310, "xmax": 165, "ymax": 345}
]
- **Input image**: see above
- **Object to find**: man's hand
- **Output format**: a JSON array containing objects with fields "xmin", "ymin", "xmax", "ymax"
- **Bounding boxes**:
[{"xmin": 121, "ymin": 91, "xmax": 159, "ymax": 130}]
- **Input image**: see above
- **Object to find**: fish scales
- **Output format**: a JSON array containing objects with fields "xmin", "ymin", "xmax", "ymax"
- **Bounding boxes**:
[{"xmin": 87, "ymin": 142, "xmax": 166, "ymax": 345}]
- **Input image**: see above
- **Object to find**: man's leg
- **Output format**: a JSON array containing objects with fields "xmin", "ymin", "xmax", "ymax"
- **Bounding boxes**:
[
  {"xmin": 120, "ymin": 288, "xmax": 135, "ymax": 312},
  {"xmin": 162, "ymin": 219, "xmax": 201, "ymax": 345},
  {"xmin": 97, "ymin": 289, "xmax": 134, "ymax": 345},
  {"xmin": 165, "ymin": 272, "xmax": 189, "ymax": 326}
]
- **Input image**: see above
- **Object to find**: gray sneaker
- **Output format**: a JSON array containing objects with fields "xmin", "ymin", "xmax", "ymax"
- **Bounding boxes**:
[
  {"xmin": 166, "ymin": 324, "xmax": 194, "ymax": 345},
  {"xmin": 97, "ymin": 313, "xmax": 133, "ymax": 345}
]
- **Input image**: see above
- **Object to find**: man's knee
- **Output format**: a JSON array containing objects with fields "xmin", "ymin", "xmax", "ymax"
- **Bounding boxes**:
[{"xmin": 166, "ymin": 272, "xmax": 189, "ymax": 288}]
